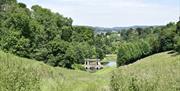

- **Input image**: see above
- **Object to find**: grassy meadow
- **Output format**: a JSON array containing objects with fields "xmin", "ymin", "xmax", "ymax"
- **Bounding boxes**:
[
  {"xmin": 111, "ymin": 51, "xmax": 180, "ymax": 91},
  {"xmin": 1, "ymin": 50, "xmax": 180, "ymax": 91},
  {"xmin": 0, "ymin": 51, "xmax": 113, "ymax": 91}
]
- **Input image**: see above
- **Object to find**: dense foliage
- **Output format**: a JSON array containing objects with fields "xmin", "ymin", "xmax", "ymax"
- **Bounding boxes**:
[
  {"xmin": 174, "ymin": 21, "xmax": 180, "ymax": 52},
  {"xmin": 117, "ymin": 40, "xmax": 151, "ymax": 66},
  {"xmin": 0, "ymin": 0, "xmax": 105, "ymax": 68},
  {"xmin": 116, "ymin": 22, "xmax": 179, "ymax": 66}
]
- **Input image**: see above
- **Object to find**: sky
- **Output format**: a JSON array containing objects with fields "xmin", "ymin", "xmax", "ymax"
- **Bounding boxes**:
[{"xmin": 17, "ymin": 0, "xmax": 180, "ymax": 27}]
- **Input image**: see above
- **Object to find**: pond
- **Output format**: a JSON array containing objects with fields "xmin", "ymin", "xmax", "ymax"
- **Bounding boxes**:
[{"xmin": 105, "ymin": 61, "xmax": 116, "ymax": 67}]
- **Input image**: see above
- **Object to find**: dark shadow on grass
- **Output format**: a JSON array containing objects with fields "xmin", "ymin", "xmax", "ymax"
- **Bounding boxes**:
[
  {"xmin": 169, "ymin": 50, "xmax": 180, "ymax": 57},
  {"xmin": 171, "ymin": 53, "xmax": 180, "ymax": 57},
  {"xmin": 118, "ymin": 50, "xmax": 180, "ymax": 67},
  {"xmin": 167, "ymin": 51, "xmax": 176, "ymax": 54}
]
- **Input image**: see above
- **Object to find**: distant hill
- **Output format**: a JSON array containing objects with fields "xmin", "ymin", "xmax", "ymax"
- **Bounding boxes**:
[
  {"xmin": 73, "ymin": 25, "xmax": 162, "ymax": 33},
  {"xmin": 92, "ymin": 25, "xmax": 160, "ymax": 33}
]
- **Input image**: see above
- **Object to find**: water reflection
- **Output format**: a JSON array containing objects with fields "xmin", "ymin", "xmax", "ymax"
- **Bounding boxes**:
[{"xmin": 105, "ymin": 61, "xmax": 116, "ymax": 67}]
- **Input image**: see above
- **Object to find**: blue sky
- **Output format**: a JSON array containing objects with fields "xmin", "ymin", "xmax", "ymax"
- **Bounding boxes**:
[{"xmin": 18, "ymin": 0, "xmax": 180, "ymax": 27}]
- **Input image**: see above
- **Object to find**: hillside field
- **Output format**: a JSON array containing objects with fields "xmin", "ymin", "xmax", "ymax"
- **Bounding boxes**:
[
  {"xmin": 0, "ymin": 51, "xmax": 114, "ymax": 91},
  {"xmin": 111, "ymin": 51, "xmax": 180, "ymax": 91},
  {"xmin": 1, "ymin": 51, "xmax": 180, "ymax": 91}
]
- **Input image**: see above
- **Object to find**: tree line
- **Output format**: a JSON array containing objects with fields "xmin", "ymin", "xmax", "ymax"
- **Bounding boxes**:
[{"xmin": 117, "ymin": 22, "xmax": 180, "ymax": 66}]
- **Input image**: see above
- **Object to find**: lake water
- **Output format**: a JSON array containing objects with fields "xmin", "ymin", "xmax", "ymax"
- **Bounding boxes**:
[{"xmin": 105, "ymin": 61, "xmax": 116, "ymax": 67}]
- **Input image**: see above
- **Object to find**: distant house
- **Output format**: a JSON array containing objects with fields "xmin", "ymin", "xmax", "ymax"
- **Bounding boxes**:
[{"xmin": 84, "ymin": 59, "xmax": 103, "ymax": 70}]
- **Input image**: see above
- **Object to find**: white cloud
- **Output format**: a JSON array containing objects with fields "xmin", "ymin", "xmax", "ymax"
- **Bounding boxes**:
[{"xmin": 18, "ymin": 0, "xmax": 179, "ymax": 27}]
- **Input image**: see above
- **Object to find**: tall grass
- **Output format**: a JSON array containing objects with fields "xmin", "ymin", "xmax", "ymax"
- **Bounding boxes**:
[
  {"xmin": 111, "ymin": 51, "xmax": 180, "ymax": 91},
  {"xmin": 0, "ymin": 51, "xmax": 111, "ymax": 91}
]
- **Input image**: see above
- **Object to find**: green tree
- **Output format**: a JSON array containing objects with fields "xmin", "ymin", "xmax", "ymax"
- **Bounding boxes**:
[{"xmin": 176, "ymin": 20, "xmax": 180, "ymax": 34}]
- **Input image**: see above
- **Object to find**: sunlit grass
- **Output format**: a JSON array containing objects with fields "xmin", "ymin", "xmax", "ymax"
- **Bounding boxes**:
[
  {"xmin": 2, "ymin": 50, "xmax": 178, "ymax": 91},
  {"xmin": 111, "ymin": 51, "xmax": 180, "ymax": 91}
]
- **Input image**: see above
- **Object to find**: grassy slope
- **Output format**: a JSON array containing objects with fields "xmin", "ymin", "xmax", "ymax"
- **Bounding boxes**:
[
  {"xmin": 0, "ymin": 51, "xmax": 112, "ymax": 91},
  {"xmin": 1, "ymin": 51, "xmax": 179, "ymax": 91},
  {"xmin": 111, "ymin": 51, "xmax": 180, "ymax": 91}
]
